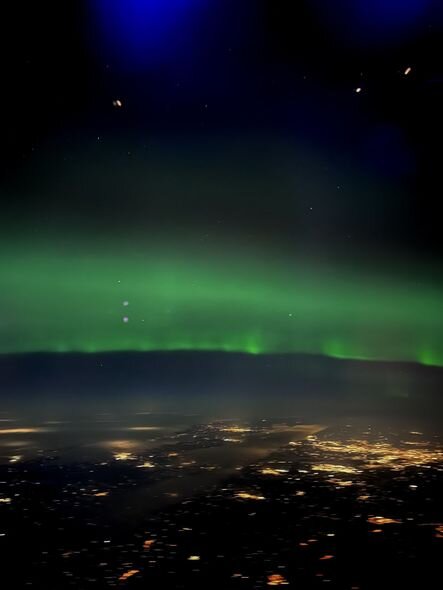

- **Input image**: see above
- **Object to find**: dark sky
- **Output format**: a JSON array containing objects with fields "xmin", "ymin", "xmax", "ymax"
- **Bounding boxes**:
[{"xmin": 2, "ymin": 0, "xmax": 442, "ymax": 257}]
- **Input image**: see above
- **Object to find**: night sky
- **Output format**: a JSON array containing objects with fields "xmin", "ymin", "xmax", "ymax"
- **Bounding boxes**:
[{"xmin": 1, "ymin": 2, "xmax": 443, "ymax": 371}]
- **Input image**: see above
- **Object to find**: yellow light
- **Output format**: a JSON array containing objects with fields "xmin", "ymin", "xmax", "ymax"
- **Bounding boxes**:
[
  {"xmin": 267, "ymin": 574, "xmax": 289, "ymax": 586},
  {"xmin": 367, "ymin": 516, "xmax": 401, "ymax": 525},
  {"xmin": 0, "ymin": 428, "xmax": 40, "ymax": 435},
  {"xmin": 308, "ymin": 438, "xmax": 442, "ymax": 471},
  {"xmin": 113, "ymin": 452, "xmax": 135, "ymax": 461},
  {"xmin": 311, "ymin": 464, "xmax": 359, "ymax": 474},
  {"xmin": 143, "ymin": 539, "xmax": 155, "ymax": 550},
  {"xmin": 235, "ymin": 492, "xmax": 266, "ymax": 501},
  {"xmin": 118, "ymin": 569, "xmax": 139, "ymax": 581},
  {"xmin": 260, "ymin": 468, "xmax": 287, "ymax": 476}
]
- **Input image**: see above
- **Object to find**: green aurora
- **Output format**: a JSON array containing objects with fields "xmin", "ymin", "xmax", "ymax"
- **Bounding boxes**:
[{"xmin": 2, "ymin": 242, "xmax": 442, "ymax": 365}]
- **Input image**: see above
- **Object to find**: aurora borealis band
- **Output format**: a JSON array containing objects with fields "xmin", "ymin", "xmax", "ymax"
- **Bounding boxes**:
[{"xmin": 2, "ymin": 241, "xmax": 442, "ymax": 366}]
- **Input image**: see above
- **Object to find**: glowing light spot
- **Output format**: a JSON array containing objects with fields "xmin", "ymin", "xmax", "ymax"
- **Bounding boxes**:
[
  {"xmin": 260, "ymin": 468, "xmax": 289, "ymax": 476},
  {"xmin": 119, "ymin": 569, "xmax": 140, "ymax": 581},
  {"xmin": 267, "ymin": 574, "xmax": 289, "ymax": 586},
  {"xmin": 113, "ymin": 452, "xmax": 135, "ymax": 461},
  {"xmin": 311, "ymin": 464, "xmax": 359, "ymax": 474},
  {"xmin": 143, "ymin": 539, "xmax": 156, "ymax": 550},
  {"xmin": 235, "ymin": 492, "xmax": 266, "ymax": 501},
  {"xmin": 367, "ymin": 516, "xmax": 401, "ymax": 525}
]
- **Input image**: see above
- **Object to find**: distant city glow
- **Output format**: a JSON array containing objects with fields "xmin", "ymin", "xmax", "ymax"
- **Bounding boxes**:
[
  {"xmin": 0, "ymin": 428, "xmax": 42, "ymax": 435},
  {"xmin": 308, "ymin": 438, "xmax": 443, "ymax": 470}
]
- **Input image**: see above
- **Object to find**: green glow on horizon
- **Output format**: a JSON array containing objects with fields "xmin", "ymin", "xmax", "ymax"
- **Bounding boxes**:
[
  {"xmin": 417, "ymin": 349, "xmax": 441, "ymax": 367},
  {"xmin": 1, "ymin": 243, "xmax": 443, "ymax": 367}
]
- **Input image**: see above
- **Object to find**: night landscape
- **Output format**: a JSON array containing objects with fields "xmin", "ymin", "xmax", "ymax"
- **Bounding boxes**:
[{"xmin": 1, "ymin": 2, "xmax": 442, "ymax": 588}]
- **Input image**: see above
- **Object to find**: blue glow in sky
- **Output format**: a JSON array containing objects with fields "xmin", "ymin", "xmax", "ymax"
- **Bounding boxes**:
[
  {"xmin": 94, "ymin": 0, "xmax": 205, "ymax": 68},
  {"xmin": 356, "ymin": 0, "xmax": 431, "ymax": 28},
  {"xmin": 313, "ymin": 0, "xmax": 433, "ymax": 44}
]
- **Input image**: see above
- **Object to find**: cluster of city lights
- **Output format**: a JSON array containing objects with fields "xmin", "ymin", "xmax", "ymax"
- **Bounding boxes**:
[{"xmin": 308, "ymin": 438, "xmax": 443, "ymax": 470}]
